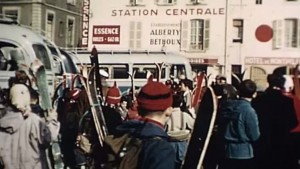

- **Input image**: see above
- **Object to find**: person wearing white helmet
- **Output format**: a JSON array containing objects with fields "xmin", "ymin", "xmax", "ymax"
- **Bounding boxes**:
[{"xmin": 0, "ymin": 84, "xmax": 60, "ymax": 169}]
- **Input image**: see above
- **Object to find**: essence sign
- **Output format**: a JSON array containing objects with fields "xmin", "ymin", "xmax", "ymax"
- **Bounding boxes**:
[
  {"xmin": 92, "ymin": 25, "xmax": 120, "ymax": 45},
  {"xmin": 81, "ymin": 0, "xmax": 90, "ymax": 47}
]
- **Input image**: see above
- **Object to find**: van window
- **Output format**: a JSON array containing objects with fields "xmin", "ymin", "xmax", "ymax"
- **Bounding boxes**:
[
  {"xmin": 133, "ymin": 64, "xmax": 166, "ymax": 79},
  {"xmin": 32, "ymin": 44, "xmax": 52, "ymax": 70},
  {"xmin": 0, "ymin": 42, "xmax": 26, "ymax": 71},
  {"xmin": 171, "ymin": 64, "xmax": 187, "ymax": 79},
  {"xmin": 111, "ymin": 65, "xmax": 129, "ymax": 79}
]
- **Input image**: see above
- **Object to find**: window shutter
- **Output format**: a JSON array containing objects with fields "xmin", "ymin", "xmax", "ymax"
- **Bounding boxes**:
[
  {"xmin": 136, "ymin": 22, "xmax": 142, "ymax": 48},
  {"xmin": 180, "ymin": 20, "xmax": 189, "ymax": 51},
  {"xmin": 137, "ymin": 0, "xmax": 143, "ymax": 4},
  {"xmin": 129, "ymin": 21, "xmax": 135, "ymax": 48},
  {"xmin": 173, "ymin": 0, "xmax": 177, "ymax": 4},
  {"xmin": 298, "ymin": 19, "xmax": 300, "ymax": 48},
  {"xmin": 272, "ymin": 20, "xmax": 282, "ymax": 49},
  {"xmin": 204, "ymin": 19, "xmax": 210, "ymax": 50}
]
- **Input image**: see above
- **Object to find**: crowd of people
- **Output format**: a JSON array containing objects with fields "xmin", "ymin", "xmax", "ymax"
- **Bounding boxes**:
[{"xmin": 0, "ymin": 68, "xmax": 300, "ymax": 169}]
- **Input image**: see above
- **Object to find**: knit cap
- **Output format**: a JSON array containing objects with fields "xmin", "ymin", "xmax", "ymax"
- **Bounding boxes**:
[
  {"xmin": 137, "ymin": 76, "xmax": 173, "ymax": 111},
  {"xmin": 9, "ymin": 84, "xmax": 31, "ymax": 112},
  {"xmin": 106, "ymin": 81, "xmax": 121, "ymax": 105}
]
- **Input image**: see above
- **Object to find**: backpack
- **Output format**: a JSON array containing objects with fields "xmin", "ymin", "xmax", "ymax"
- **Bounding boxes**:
[{"xmin": 102, "ymin": 134, "xmax": 160, "ymax": 169}]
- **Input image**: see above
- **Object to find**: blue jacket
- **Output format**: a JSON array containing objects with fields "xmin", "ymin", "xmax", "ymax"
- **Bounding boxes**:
[
  {"xmin": 219, "ymin": 98, "xmax": 260, "ymax": 159},
  {"xmin": 116, "ymin": 118, "xmax": 176, "ymax": 169}
]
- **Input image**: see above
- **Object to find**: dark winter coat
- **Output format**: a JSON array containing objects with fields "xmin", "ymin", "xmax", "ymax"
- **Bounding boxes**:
[
  {"xmin": 115, "ymin": 118, "xmax": 176, "ymax": 169},
  {"xmin": 252, "ymin": 88, "xmax": 298, "ymax": 169},
  {"xmin": 219, "ymin": 98, "xmax": 260, "ymax": 159}
]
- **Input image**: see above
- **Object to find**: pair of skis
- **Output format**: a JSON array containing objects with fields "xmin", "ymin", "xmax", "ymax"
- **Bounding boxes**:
[{"xmin": 182, "ymin": 72, "xmax": 218, "ymax": 169}]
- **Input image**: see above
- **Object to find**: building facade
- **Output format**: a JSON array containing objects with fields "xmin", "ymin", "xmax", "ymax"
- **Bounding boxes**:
[
  {"xmin": 81, "ymin": 0, "xmax": 300, "ymax": 90},
  {"xmin": 0, "ymin": 0, "xmax": 82, "ymax": 48}
]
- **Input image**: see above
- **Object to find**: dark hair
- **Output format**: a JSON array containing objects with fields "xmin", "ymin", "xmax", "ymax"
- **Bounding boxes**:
[
  {"xmin": 221, "ymin": 84, "xmax": 238, "ymax": 100},
  {"xmin": 267, "ymin": 74, "xmax": 285, "ymax": 89},
  {"xmin": 238, "ymin": 79, "xmax": 257, "ymax": 98},
  {"xmin": 15, "ymin": 70, "xmax": 29, "ymax": 84},
  {"xmin": 179, "ymin": 78, "xmax": 193, "ymax": 90},
  {"xmin": 172, "ymin": 93, "xmax": 183, "ymax": 108}
]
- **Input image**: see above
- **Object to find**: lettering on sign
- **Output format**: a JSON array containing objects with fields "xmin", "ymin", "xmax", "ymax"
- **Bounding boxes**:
[
  {"xmin": 149, "ymin": 22, "xmax": 181, "ymax": 46},
  {"xmin": 245, "ymin": 57, "xmax": 300, "ymax": 65},
  {"xmin": 111, "ymin": 8, "xmax": 225, "ymax": 16},
  {"xmin": 81, "ymin": 0, "xmax": 90, "ymax": 47},
  {"xmin": 92, "ymin": 25, "xmax": 120, "ymax": 44}
]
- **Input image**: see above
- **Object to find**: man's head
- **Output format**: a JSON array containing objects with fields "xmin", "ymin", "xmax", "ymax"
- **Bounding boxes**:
[
  {"xmin": 215, "ymin": 75, "xmax": 227, "ymax": 85},
  {"xmin": 137, "ymin": 77, "xmax": 173, "ymax": 119},
  {"xmin": 179, "ymin": 78, "xmax": 193, "ymax": 91},
  {"xmin": 238, "ymin": 79, "xmax": 257, "ymax": 99}
]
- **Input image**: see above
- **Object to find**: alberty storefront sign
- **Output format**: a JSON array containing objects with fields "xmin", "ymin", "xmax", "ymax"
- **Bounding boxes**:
[{"xmin": 92, "ymin": 25, "xmax": 120, "ymax": 44}]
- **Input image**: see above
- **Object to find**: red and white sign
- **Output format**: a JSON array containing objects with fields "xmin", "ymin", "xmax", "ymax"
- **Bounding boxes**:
[{"xmin": 92, "ymin": 25, "xmax": 120, "ymax": 44}]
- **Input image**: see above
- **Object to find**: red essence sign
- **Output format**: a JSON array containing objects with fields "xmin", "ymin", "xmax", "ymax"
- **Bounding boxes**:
[{"xmin": 92, "ymin": 25, "xmax": 120, "ymax": 44}]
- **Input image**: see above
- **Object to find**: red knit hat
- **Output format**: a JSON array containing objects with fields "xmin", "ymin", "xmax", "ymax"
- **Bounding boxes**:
[
  {"xmin": 106, "ymin": 81, "xmax": 121, "ymax": 105},
  {"xmin": 137, "ymin": 76, "xmax": 173, "ymax": 111}
]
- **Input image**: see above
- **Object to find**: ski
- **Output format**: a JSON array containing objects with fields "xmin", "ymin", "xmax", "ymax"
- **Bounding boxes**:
[
  {"xmin": 84, "ymin": 67, "xmax": 108, "ymax": 146},
  {"xmin": 181, "ymin": 85, "xmax": 218, "ymax": 169},
  {"xmin": 155, "ymin": 62, "xmax": 166, "ymax": 82},
  {"xmin": 191, "ymin": 72, "xmax": 205, "ymax": 108},
  {"xmin": 90, "ymin": 46, "xmax": 103, "ymax": 99},
  {"xmin": 30, "ymin": 59, "xmax": 52, "ymax": 110},
  {"xmin": 291, "ymin": 64, "xmax": 300, "ymax": 132}
]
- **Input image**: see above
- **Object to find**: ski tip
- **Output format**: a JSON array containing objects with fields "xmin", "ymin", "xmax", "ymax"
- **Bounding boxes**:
[
  {"xmin": 147, "ymin": 75, "xmax": 154, "ymax": 83},
  {"xmin": 91, "ymin": 46, "xmax": 97, "ymax": 55}
]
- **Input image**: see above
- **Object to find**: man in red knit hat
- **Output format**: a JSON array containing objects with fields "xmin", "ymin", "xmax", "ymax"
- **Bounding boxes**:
[{"xmin": 101, "ymin": 76, "xmax": 176, "ymax": 169}]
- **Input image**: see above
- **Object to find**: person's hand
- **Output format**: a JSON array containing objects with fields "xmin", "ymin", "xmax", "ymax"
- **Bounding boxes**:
[{"xmin": 47, "ymin": 108, "xmax": 58, "ymax": 120}]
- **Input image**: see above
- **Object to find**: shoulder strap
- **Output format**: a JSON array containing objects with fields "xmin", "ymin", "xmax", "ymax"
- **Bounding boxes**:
[{"xmin": 181, "ymin": 110, "xmax": 184, "ymax": 130}]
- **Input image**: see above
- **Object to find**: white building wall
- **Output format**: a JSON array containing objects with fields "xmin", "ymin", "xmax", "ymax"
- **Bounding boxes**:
[
  {"xmin": 83, "ymin": 0, "xmax": 300, "ymax": 89},
  {"xmin": 87, "ymin": 0, "xmax": 226, "ymax": 66}
]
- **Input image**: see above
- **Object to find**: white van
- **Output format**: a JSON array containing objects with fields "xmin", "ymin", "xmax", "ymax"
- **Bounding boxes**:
[
  {"xmin": 0, "ymin": 18, "xmax": 57, "ymax": 96},
  {"xmin": 70, "ymin": 49, "xmax": 193, "ymax": 93}
]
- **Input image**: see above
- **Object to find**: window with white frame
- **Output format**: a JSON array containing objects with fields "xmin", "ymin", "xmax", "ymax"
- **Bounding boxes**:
[
  {"xmin": 66, "ymin": 17, "xmax": 75, "ymax": 47},
  {"xmin": 67, "ymin": 0, "xmax": 76, "ymax": 5},
  {"xmin": 129, "ymin": 21, "xmax": 142, "ymax": 49},
  {"xmin": 156, "ymin": 0, "xmax": 177, "ymax": 5},
  {"xmin": 256, "ymin": 0, "xmax": 262, "ymax": 4},
  {"xmin": 129, "ymin": 0, "xmax": 143, "ymax": 6},
  {"xmin": 272, "ymin": 19, "xmax": 300, "ymax": 49},
  {"xmin": 285, "ymin": 19, "xmax": 298, "ymax": 48},
  {"xmin": 3, "ymin": 7, "xmax": 20, "ymax": 21},
  {"xmin": 233, "ymin": 19, "xmax": 243, "ymax": 43},
  {"xmin": 190, "ymin": 19, "xmax": 210, "ymax": 50},
  {"xmin": 46, "ymin": 11, "xmax": 55, "ymax": 42}
]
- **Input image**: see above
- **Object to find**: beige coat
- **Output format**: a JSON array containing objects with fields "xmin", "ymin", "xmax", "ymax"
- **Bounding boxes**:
[
  {"xmin": 166, "ymin": 108, "xmax": 194, "ymax": 132},
  {"xmin": 0, "ymin": 106, "xmax": 60, "ymax": 169}
]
